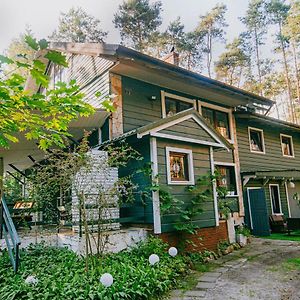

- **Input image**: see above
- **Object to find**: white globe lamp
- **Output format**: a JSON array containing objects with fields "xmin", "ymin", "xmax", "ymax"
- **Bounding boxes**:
[
  {"xmin": 100, "ymin": 273, "xmax": 114, "ymax": 287},
  {"xmin": 149, "ymin": 254, "xmax": 160, "ymax": 265},
  {"xmin": 168, "ymin": 247, "xmax": 178, "ymax": 257}
]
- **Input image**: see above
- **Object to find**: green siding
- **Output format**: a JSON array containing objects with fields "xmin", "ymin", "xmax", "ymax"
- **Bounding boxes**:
[
  {"xmin": 213, "ymin": 148, "xmax": 234, "ymax": 163},
  {"xmin": 156, "ymin": 139, "xmax": 216, "ymax": 232},
  {"xmin": 236, "ymin": 117, "xmax": 300, "ymax": 172},
  {"xmin": 245, "ymin": 180, "xmax": 289, "ymax": 218},
  {"xmin": 118, "ymin": 137, "xmax": 153, "ymax": 224},
  {"xmin": 160, "ymin": 119, "xmax": 216, "ymax": 143}
]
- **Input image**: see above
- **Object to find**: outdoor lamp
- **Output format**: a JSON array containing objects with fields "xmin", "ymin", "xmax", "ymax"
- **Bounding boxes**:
[
  {"xmin": 25, "ymin": 275, "xmax": 39, "ymax": 285},
  {"xmin": 168, "ymin": 247, "xmax": 178, "ymax": 257},
  {"xmin": 149, "ymin": 254, "xmax": 160, "ymax": 265},
  {"xmin": 288, "ymin": 181, "xmax": 296, "ymax": 189},
  {"xmin": 100, "ymin": 273, "xmax": 114, "ymax": 287}
]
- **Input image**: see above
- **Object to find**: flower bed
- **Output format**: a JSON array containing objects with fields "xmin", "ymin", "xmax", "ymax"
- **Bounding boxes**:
[{"xmin": 0, "ymin": 238, "xmax": 189, "ymax": 300}]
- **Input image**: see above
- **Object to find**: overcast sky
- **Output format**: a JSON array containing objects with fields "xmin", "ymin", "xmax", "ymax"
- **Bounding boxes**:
[{"xmin": 0, "ymin": 0, "xmax": 249, "ymax": 54}]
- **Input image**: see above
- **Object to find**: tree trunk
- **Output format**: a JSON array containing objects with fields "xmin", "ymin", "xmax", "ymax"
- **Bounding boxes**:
[
  {"xmin": 291, "ymin": 41, "xmax": 300, "ymax": 106},
  {"xmin": 254, "ymin": 27, "xmax": 262, "ymax": 95}
]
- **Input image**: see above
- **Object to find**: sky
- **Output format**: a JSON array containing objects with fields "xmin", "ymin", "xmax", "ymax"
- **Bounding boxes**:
[{"xmin": 0, "ymin": 0, "xmax": 249, "ymax": 54}]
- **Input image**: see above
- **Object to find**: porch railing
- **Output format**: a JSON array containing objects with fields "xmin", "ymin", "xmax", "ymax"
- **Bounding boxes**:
[{"xmin": 0, "ymin": 197, "xmax": 21, "ymax": 273}]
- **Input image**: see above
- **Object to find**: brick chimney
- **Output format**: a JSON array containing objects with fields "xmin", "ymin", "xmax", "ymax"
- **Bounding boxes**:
[{"xmin": 162, "ymin": 51, "xmax": 179, "ymax": 66}]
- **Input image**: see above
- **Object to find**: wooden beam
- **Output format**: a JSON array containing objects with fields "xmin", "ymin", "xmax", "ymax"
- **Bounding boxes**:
[
  {"xmin": 8, "ymin": 164, "xmax": 27, "ymax": 178},
  {"xmin": 7, "ymin": 171, "xmax": 25, "ymax": 185}
]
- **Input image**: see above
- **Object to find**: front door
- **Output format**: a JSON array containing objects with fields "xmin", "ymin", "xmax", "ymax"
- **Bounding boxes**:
[{"xmin": 246, "ymin": 188, "xmax": 270, "ymax": 236}]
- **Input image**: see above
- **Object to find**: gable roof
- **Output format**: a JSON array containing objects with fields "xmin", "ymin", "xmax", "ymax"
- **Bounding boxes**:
[
  {"xmin": 100, "ymin": 109, "xmax": 233, "ymax": 150},
  {"xmin": 48, "ymin": 42, "xmax": 274, "ymax": 108}
]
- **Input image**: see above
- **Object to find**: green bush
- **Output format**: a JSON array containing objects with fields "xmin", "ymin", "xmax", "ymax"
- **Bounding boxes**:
[{"xmin": 0, "ymin": 237, "xmax": 189, "ymax": 300}]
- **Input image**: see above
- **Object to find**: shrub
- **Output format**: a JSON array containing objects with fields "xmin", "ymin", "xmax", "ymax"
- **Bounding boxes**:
[{"xmin": 0, "ymin": 237, "xmax": 189, "ymax": 300}]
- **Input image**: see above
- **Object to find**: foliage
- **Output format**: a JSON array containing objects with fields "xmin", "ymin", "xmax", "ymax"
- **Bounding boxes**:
[
  {"xmin": 2, "ymin": 173, "xmax": 23, "ymax": 204},
  {"xmin": 235, "ymin": 225, "xmax": 251, "ymax": 237},
  {"xmin": 113, "ymin": 0, "xmax": 162, "ymax": 51},
  {"xmin": 0, "ymin": 36, "xmax": 96, "ymax": 150},
  {"xmin": 49, "ymin": 7, "xmax": 107, "ymax": 43},
  {"xmin": 0, "ymin": 238, "xmax": 189, "ymax": 300}
]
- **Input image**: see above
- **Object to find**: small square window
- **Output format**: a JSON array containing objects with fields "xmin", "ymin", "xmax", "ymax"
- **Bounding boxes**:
[
  {"xmin": 281, "ymin": 135, "xmax": 294, "ymax": 157},
  {"xmin": 249, "ymin": 128, "xmax": 265, "ymax": 153},
  {"xmin": 166, "ymin": 147, "xmax": 194, "ymax": 185}
]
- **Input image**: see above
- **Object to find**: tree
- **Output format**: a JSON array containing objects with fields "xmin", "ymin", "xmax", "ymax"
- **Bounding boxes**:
[
  {"xmin": 241, "ymin": 0, "xmax": 268, "ymax": 90},
  {"xmin": 0, "ymin": 36, "xmax": 111, "ymax": 149},
  {"xmin": 49, "ymin": 7, "xmax": 107, "ymax": 43},
  {"xmin": 4, "ymin": 26, "xmax": 36, "ymax": 78},
  {"xmin": 215, "ymin": 37, "xmax": 249, "ymax": 86},
  {"xmin": 113, "ymin": 0, "xmax": 162, "ymax": 52},
  {"xmin": 196, "ymin": 4, "xmax": 228, "ymax": 77},
  {"xmin": 266, "ymin": 0, "xmax": 295, "ymax": 122}
]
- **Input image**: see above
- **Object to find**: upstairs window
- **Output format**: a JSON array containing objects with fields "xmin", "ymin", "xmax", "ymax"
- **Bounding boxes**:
[
  {"xmin": 280, "ymin": 134, "xmax": 294, "ymax": 157},
  {"xmin": 201, "ymin": 106, "xmax": 231, "ymax": 139},
  {"xmin": 249, "ymin": 127, "xmax": 265, "ymax": 154},
  {"xmin": 215, "ymin": 165, "xmax": 237, "ymax": 196},
  {"xmin": 161, "ymin": 91, "xmax": 196, "ymax": 118}
]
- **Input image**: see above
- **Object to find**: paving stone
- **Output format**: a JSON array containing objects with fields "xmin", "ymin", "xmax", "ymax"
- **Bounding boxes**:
[
  {"xmin": 196, "ymin": 281, "xmax": 215, "ymax": 290},
  {"xmin": 170, "ymin": 290, "xmax": 183, "ymax": 297},
  {"xmin": 198, "ymin": 274, "xmax": 217, "ymax": 282},
  {"xmin": 203, "ymin": 272, "xmax": 222, "ymax": 278},
  {"xmin": 185, "ymin": 290, "xmax": 206, "ymax": 298},
  {"xmin": 214, "ymin": 267, "xmax": 229, "ymax": 273}
]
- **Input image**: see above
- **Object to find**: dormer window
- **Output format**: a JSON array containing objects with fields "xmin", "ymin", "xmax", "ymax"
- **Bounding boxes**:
[{"xmin": 161, "ymin": 91, "xmax": 196, "ymax": 118}]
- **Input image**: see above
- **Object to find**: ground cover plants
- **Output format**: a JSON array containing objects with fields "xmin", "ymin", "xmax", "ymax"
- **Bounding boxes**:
[
  {"xmin": 0, "ymin": 237, "xmax": 190, "ymax": 300},
  {"xmin": 263, "ymin": 230, "xmax": 300, "ymax": 242}
]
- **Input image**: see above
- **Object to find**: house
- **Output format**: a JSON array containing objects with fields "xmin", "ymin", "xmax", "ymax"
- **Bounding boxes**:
[
  {"xmin": 2, "ymin": 42, "xmax": 299, "ymax": 252},
  {"xmin": 235, "ymin": 110, "xmax": 300, "ymax": 236}
]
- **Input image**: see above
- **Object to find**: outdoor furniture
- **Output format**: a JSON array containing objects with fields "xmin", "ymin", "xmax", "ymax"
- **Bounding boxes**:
[
  {"xmin": 12, "ymin": 201, "xmax": 34, "ymax": 229},
  {"xmin": 287, "ymin": 218, "xmax": 300, "ymax": 233},
  {"xmin": 269, "ymin": 215, "xmax": 287, "ymax": 233}
]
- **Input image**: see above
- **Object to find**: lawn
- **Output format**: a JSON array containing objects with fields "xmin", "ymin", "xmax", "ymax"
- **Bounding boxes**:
[
  {"xmin": 263, "ymin": 231, "xmax": 300, "ymax": 242},
  {"xmin": 0, "ymin": 237, "xmax": 205, "ymax": 300}
]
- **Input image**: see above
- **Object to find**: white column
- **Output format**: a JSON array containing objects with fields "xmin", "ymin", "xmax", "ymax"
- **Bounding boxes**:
[{"xmin": 209, "ymin": 147, "xmax": 219, "ymax": 226}]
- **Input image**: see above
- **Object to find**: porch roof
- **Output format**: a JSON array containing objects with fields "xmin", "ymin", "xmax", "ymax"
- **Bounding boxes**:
[
  {"xmin": 242, "ymin": 169, "xmax": 300, "ymax": 180},
  {"xmin": 0, "ymin": 110, "xmax": 109, "ymax": 173},
  {"xmin": 100, "ymin": 108, "xmax": 233, "ymax": 151}
]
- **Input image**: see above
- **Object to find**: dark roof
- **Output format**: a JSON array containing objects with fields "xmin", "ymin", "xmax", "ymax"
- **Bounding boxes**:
[{"xmin": 235, "ymin": 111, "xmax": 300, "ymax": 132}]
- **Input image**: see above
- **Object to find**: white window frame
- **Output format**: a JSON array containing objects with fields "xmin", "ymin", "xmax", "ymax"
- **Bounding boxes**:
[
  {"xmin": 269, "ymin": 184, "xmax": 283, "ymax": 215},
  {"xmin": 280, "ymin": 134, "xmax": 294, "ymax": 158},
  {"xmin": 161, "ymin": 91, "xmax": 197, "ymax": 118},
  {"xmin": 166, "ymin": 146, "xmax": 195, "ymax": 185},
  {"xmin": 198, "ymin": 101, "xmax": 234, "ymax": 144},
  {"xmin": 248, "ymin": 127, "xmax": 266, "ymax": 154},
  {"xmin": 214, "ymin": 162, "xmax": 239, "ymax": 197}
]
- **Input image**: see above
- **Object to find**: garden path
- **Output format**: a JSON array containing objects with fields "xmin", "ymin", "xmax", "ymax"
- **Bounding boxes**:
[{"xmin": 169, "ymin": 238, "xmax": 300, "ymax": 300}]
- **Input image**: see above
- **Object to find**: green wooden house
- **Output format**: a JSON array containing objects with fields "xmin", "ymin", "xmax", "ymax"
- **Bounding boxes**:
[{"xmin": 5, "ymin": 42, "xmax": 299, "ymax": 247}]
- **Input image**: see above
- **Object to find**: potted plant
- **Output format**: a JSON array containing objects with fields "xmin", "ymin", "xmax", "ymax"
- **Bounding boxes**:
[{"xmin": 235, "ymin": 225, "xmax": 250, "ymax": 247}]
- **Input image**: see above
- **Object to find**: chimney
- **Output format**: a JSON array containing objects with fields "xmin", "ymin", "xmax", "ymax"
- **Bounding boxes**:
[{"xmin": 162, "ymin": 51, "xmax": 179, "ymax": 66}]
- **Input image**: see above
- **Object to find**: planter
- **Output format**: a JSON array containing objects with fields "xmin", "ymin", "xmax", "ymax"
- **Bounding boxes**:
[{"xmin": 236, "ymin": 234, "xmax": 247, "ymax": 247}]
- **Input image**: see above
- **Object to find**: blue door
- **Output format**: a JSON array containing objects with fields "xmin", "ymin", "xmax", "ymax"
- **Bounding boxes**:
[{"xmin": 246, "ymin": 188, "xmax": 270, "ymax": 236}]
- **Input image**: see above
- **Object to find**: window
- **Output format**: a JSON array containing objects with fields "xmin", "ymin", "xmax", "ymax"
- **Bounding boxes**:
[
  {"xmin": 202, "ymin": 107, "xmax": 231, "ymax": 139},
  {"xmin": 215, "ymin": 165, "xmax": 237, "ymax": 196},
  {"xmin": 280, "ymin": 134, "xmax": 294, "ymax": 157},
  {"xmin": 269, "ymin": 184, "xmax": 282, "ymax": 214},
  {"xmin": 249, "ymin": 127, "xmax": 265, "ymax": 153},
  {"xmin": 161, "ymin": 91, "xmax": 196, "ymax": 118},
  {"xmin": 166, "ymin": 147, "xmax": 194, "ymax": 185}
]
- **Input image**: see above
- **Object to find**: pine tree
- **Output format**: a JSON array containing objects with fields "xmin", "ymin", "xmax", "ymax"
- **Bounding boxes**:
[
  {"xmin": 113, "ymin": 0, "xmax": 162, "ymax": 52},
  {"xmin": 49, "ymin": 7, "xmax": 107, "ymax": 43}
]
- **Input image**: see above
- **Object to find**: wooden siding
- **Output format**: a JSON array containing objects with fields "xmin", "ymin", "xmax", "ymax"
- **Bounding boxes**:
[
  {"xmin": 160, "ymin": 119, "xmax": 216, "ymax": 143},
  {"xmin": 156, "ymin": 139, "xmax": 216, "ymax": 232},
  {"xmin": 236, "ymin": 118, "xmax": 300, "ymax": 172},
  {"xmin": 118, "ymin": 137, "xmax": 153, "ymax": 224},
  {"xmin": 213, "ymin": 148, "xmax": 234, "ymax": 163},
  {"xmin": 245, "ymin": 180, "xmax": 289, "ymax": 217}
]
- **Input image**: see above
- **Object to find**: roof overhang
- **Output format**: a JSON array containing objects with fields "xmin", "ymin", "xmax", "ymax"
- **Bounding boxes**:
[{"xmin": 0, "ymin": 110, "xmax": 109, "ymax": 173}]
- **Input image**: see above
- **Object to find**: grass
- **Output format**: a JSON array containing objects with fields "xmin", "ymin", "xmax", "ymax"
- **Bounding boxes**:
[{"xmin": 262, "ymin": 231, "xmax": 300, "ymax": 242}]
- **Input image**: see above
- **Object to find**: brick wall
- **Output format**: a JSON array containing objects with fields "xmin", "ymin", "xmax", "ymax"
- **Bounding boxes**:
[{"xmin": 159, "ymin": 220, "xmax": 228, "ymax": 252}]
